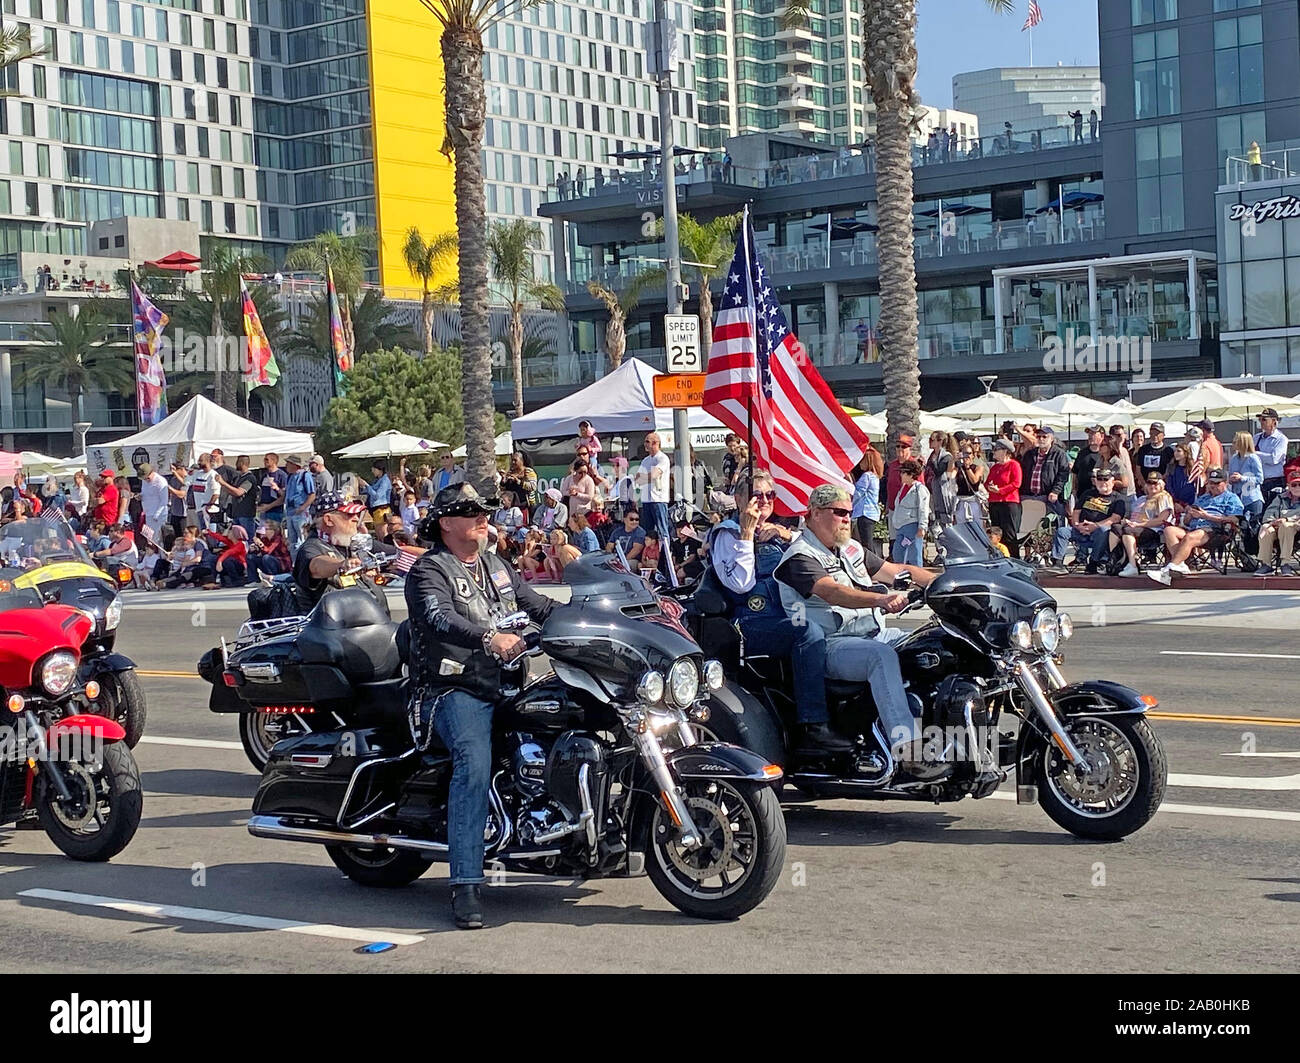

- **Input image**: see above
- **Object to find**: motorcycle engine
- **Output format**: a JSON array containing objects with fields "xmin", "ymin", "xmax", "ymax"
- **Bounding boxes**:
[
  {"xmin": 513, "ymin": 738, "xmax": 548, "ymax": 797},
  {"xmin": 932, "ymin": 676, "xmax": 989, "ymax": 728}
]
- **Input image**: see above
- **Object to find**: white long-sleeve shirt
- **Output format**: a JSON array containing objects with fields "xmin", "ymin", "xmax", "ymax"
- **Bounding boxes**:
[{"xmin": 708, "ymin": 527, "xmax": 756, "ymax": 594}]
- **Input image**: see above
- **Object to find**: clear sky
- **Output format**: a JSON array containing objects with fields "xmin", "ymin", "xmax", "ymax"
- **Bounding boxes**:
[{"xmin": 915, "ymin": 0, "xmax": 1101, "ymax": 109}]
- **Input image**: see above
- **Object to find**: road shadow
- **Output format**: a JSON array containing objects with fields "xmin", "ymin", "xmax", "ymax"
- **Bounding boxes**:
[
  {"xmin": 780, "ymin": 803, "xmax": 1098, "ymax": 847},
  {"xmin": 143, "ymin": 768, "xmax": 259, "ymax": 801}
]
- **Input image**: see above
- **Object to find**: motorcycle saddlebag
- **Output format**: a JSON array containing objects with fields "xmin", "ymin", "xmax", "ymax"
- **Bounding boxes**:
[{"xmin": 251, "ymin": 726, "xmax": 406, "ymax": 823}]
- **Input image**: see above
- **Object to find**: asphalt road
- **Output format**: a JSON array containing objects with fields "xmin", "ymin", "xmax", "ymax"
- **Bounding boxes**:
[{"xmin": 1, "ymin": 587, "xmax": 1298, "ymax": 974}]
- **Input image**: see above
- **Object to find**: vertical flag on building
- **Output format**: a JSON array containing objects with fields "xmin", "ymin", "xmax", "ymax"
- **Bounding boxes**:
[
  {"xmin": 1022, "ymin": 0, "xmax": 1043, "ymax": 30},
  {"xmin": 702, "ymin": 210, "xmax": 869, "ymax": 516},
  {"xmin": 240, "ymin": 277, "xmax": 280, "ymax": 393},
  {"xmin": 131, "ymin": 280, "xmax": 169, "ymax": 426},
  {"xmin": 327, "ymin": 264, "xmax": 352, "ymax": 392}
]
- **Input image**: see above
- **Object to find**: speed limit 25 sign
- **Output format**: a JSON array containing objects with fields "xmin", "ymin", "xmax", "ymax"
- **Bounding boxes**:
[{"xmin": 664, "ymin": 314, "xmax": 701, "ymax": 374}]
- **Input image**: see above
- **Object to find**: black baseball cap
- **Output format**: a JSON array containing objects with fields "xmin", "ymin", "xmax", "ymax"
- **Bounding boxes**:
[
  {"xmin": 1258, "ymin": 407, "xmax": 1280, "ymax": 420},
  {"xmin": 1206, "ymin": 468, "xmax": 1228, "ymax": 484}
]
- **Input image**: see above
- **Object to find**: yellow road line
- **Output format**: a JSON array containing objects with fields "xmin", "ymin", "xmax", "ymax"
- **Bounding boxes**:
[
  {"xmin": 1149, "ymin": 711, "xmax": 1300, "ymax": 729},
  {"xmin": 138, "ymin": 670, "xmax": 200, "ymax": 678}
]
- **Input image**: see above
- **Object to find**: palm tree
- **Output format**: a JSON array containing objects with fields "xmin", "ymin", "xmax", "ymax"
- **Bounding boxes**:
[
  {"xmin": 283, "ymin": 228, "xmax": 376, "ymax": 361},
  {"xmin": 0, "ymin": 24, "xmax": 47, "ymax": 96},
  {"xmin": 282, "ymin": 289, "xmax": 417, "ymax": 363},
  {"xmin": 417, "ymin": 0, "xmax": 550, "ymax": 489},
  {"xmin": 19, "ymin": 307, "xmax": 133, "ymax": 447},
  {"xmin": 655, "ymin": 212, "xmax": 741, "ymax": 360},
  {"xmin": 402, "ymin": 226, "xmax": 459, "ymax": 355},
  {"xmin": 785, "ymin": 0, "xmax": 1011, "ymax": 450},
  {"xmin": 487, "ymin": 219, "xmax": 565, "ymax": 418},
  {"xmin": 200, "ymin": 244, "xmax": 266, "ymax": 410},
  {"xmin": 586, "ymin": 269, "xmax": 662, "ymax": 371}
]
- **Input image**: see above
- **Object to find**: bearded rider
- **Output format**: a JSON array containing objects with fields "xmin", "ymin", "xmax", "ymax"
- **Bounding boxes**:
[
  {"xmin": 773, "ymin": 483, "xmax": 937, "ymax": 770},
  {"xmin": 405, "ymin": 484, "xmax": 555, "ymax": 930},
  {"xmin": 291, "ymin": 491, "xmax": 384, "ymax": 610}
]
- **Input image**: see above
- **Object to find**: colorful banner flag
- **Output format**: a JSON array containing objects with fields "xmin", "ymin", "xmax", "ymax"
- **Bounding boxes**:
[
  {"xmin": 131, "ymin": 280, "xmax": 169, "ymax": 426},
  {"xmin": 240, "ymin": 277, "xmax": 280, "ymax": 393},
  {"xmin": 327, "ymin": 264, "xmax": 352, "ymax": 393}
]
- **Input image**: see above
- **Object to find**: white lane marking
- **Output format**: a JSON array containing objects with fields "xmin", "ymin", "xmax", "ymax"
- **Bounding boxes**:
[
  {"xmin": 1222, "ymin": 751, "xmax": 1300, "ymax": 759},
  {"xmin": 987, "ymin": 791, "xmax": 1300, "ymax": 821},
  {"xmin": 1168, "ymin": 771, "xmax": 1300, "ymax": 791},
  {"xmin": 18, "ymin": 889, "xmax": 424, "ymax": 946},
  {"xmin": 1159, "ymin": 650, "xmax": 1300, "ymax": 661},
  {"xmin": 138, "ymin": 735, "xmax": 244, "ymax": 751}
]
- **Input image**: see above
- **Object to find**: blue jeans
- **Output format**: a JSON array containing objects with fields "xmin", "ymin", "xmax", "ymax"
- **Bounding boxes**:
[
  {"xmin": 429, "ymin": 688, "xmax": 495, "ymax": 887},
  {"xmin": 285, "ymin": 513, "xmax": 308, "ymax": 557},
  {"xmin": 1053, "ymin": 524, "xmax": 1110, "ymax": 566},
  {"xmin": 640, "ymin": 501, "xmax": 672, "ymax": 576},
  {"xmin": 892, "ymin": 522, "xmax": 923, "ymax": 566},
  {"xmin": 824, "ymin": 635, "xmax": 918, "ymax": 753},
  {"xmin": 739, "ymin": 613, "xmax": 829, "ymax": 725},
  {"xmin": 235, "ymin": 516, "xmax": 256, "ymax": 537},
  {"xmin": 247, "ymin": 554, "xmax": 284, "ymax": 581}
]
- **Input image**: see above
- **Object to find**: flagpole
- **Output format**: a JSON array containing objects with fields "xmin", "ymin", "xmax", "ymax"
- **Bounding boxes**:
[
  {"xmin": 128, "ymin": 273, "xmax": 143, "ymax": 431},
  {"xmin": 1029, "ymin": 27, "xmax": 1033, "ymax": 66}
]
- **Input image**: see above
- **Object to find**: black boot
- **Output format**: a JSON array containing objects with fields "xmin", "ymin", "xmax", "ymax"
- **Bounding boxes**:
[
  {"xmin": 795, "ymin": 722, "xmax": 855, "ymax": 755},
  {"xmin": 450, "ymin": 884, "xmax": 484, "ymax": 930}
]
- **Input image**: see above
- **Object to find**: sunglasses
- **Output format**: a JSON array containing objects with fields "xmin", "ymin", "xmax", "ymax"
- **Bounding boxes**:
[
  {"xmin": 823, "ymin": 507, "xmax": 853, "ymax": 519},
  {"xmin": 752, "ymin": 491, "xmax": 776, "ymax": 502},
  {"xmin": 627, "ymin": 516, "xmax": 640, "ymax": 522}
]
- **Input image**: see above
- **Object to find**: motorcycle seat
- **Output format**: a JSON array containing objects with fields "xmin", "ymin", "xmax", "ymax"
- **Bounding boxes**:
[
  {"xmin": 295, "ymin": 587, "xmax": 401, "ymax": 683},
  {"xmin": 353, "ymin": 677, "xmax": 411, "ymax": 730}
]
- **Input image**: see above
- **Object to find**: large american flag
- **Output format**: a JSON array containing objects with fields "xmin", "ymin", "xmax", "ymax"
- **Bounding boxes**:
[
  {"xmin": 1022, "ymin": 0, "xmax": 1042, "ymax": 31},
  {"xmin": 702, "ymin": 215, "xmax": 868, "ymax": 516}
]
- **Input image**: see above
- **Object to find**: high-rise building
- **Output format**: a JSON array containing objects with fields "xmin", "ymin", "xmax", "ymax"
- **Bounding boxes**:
[
  {"xmin": 694, "ymin": 0, "xmax": 874, "ymax": 150},
  {"xmin": 479, "ymin": 0, "xmax": 699, "ymax": 283},
  {"xmin": 953, "ymin": 66, "xmax": 1102, "ymax": 138}
]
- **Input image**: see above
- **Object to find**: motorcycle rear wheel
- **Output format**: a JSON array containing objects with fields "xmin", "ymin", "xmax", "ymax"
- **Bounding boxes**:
[
  {"xmin": 1036, "ymin": 715, "xmax": 1166, "ymax": 840},
  {"xmin": 325, "ymin": 844, "xmax": 430, "ymax": 888},
  {"xmin": 239, "ymin": 711, "xmax": 312, "ymax": 772},
  {"xmin": 38, "ymin": 741, "xmax": 143, "ymax": 861},
  {"xmin": 646, "ymin": 779, "xmax": 785, "ymax": 920}
]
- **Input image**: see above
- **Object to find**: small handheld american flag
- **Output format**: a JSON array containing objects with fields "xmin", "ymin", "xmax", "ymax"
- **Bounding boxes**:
[{"xmin": 1022, "ymin": 0, "xmax": 1043, "ymax": 31}]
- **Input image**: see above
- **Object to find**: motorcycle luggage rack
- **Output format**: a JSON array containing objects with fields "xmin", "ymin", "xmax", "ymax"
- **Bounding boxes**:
[{"xmin": 235, "ymin": 615, "xmax": 310, "ymax": 646}]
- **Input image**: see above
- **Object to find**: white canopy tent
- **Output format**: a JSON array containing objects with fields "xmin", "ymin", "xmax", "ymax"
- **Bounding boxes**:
[
  {"xmin": 333, "ymin": 429, "xmax": 450, "ymax": 460},
  {"xmin": 510, "ymin": 357, "xmax": 727, "ymax": 442},
  {"xmin": 453, "ymin": 432, "xmax": 513, "ymax": 459},
  {"xmin": 19, "ymin": 450, "xmax": 66, "ymax": 475},
  {"xmin": 86, "ymin": 395, "xmax": 314, "ymax": 475}
]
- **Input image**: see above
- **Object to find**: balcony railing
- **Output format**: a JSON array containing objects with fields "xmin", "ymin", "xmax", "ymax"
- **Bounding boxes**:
[
  {"xmin": 0, "ymin": 321, "xmax": 132, "ymax": 342},
  {"xmin": 0, "ymin": 268, "xmax": 124, "ymax": 297},
  {"xmin": 545, "ymin": 161, "xmax": 766, "ymax": 204},
  {"xmin": 1224, "ymin": 148, "xmax": 1300, "ymax": 187}
]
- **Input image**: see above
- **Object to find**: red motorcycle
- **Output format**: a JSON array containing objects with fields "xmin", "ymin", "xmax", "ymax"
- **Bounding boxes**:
[{"xmin": 0, "ymin": 582, "xmax": 142, "ymax": 860}]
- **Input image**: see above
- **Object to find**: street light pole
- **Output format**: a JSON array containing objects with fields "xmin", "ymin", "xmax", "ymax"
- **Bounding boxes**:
[{"xmin": 652, "ymin": 0, "xmax": 691, "ymax": 510}]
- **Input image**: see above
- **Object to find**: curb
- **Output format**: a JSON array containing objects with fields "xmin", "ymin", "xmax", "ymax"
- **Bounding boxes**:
[{"xmin": 1037, "ymin": 573, "xmax": 1300, "ymax": 590}]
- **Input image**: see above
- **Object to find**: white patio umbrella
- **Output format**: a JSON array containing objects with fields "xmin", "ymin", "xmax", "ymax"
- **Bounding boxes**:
[
  {"xmin": 19, "ymin": 450, "xmax": 66, "ymax": 475},
  {"xmin": 1111, "ymin": 398, "xmax": 1143, "ymax": 413},
  {"xmin": 931, "ymin": 390, "xmax": 1052, "ymax": 438},
  {"xmin": 452, "ymin": 431, "xmax": 513, "ymax": 459},
  {"xmin": 852, "ymin": 412, "xmax": 968, "ymax": 441},
  {"xmin": 1034, "ymin": 394, "xmax": 1132, "ymax": 439},
  {"xmin": 332, "ymin": 429, "xmax": 450, "ymax": 460},
  {"xmin": 1137, "ymin": 382, "xmax": 1300, "ymax": 422}
]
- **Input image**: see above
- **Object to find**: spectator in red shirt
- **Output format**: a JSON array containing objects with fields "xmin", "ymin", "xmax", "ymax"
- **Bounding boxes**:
[
  {"xmin": 93, "ymin": 470, "xmax": 119, "ymax": 525},
  {"xmin": 884, "ymin": 434, "xmax": 915, "ymax": 547},
  {"xmin": 205, "ymin": 524, "xmax": 249, "ymax": 587},
  {"xmin": 985, "ymin": 439, "xmax": 1024, "ymax": 558}
]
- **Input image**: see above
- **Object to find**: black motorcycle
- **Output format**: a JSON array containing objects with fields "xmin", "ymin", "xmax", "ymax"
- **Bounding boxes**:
[
  {"xmin": 235, "ymin": 554, "xmax": 786, "ymax": 919},
  {"xmin": 680, "ymin": 522, "xmax": 1167, "ymax": 841},
  {"xmin": 198, "ymin": 540, "xmax": 395, "ymax": 770}
]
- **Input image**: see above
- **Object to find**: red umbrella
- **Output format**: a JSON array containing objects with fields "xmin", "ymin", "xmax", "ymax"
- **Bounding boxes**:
[{"xmin": 143, "ymin": 250, "xmax": 201, "ymax": 273}]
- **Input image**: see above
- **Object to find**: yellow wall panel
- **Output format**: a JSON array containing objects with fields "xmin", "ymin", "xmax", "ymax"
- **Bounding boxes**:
[{"xmin": 366, "ymin": 1, "xmax": 458, "ymax": 293}]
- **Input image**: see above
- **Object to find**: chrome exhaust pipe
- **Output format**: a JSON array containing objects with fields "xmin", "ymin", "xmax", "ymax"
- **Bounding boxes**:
[{"xmin": 247, "ymin": 815, "xmax": 449, "ymax": 854}]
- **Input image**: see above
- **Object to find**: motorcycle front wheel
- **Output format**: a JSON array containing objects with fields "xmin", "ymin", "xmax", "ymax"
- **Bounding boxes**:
[
  {"xmin": 1036, "ymin": 715, "xmax": 1167, "ymax": 840},
  {"xmin": 646, "ymin": 778, "xmax": 785, "ymax": 920},
  {"xmin": 99, "ymin": 670, "xmax": 147, "ymax": 748},
  {"xmin": 38, "ymin": 741, "xmax": 143, "ymax": 861}
]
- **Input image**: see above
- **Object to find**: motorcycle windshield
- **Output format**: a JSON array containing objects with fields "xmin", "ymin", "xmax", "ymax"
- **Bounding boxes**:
[
  {"xmin": 562, "ymin": 550, "xmax": 658, "ymax": 608},
  {"xmin": 938, "ymin": 521, "xmax": 1001, "ymax": 565},
  {"xmin": 0, "ymin": 514, "xmax": 96, "ymax": 571}
]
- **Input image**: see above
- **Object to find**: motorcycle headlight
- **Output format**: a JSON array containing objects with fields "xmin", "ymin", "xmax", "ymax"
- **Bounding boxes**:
[
  {"xmin": 1032, "ymin": 607, "xmax": 1060, "ymax": 653},
  {"xmin": 703, "ymin": 659, "xmax": 724, "ymax": 692},
  {"xmin": 1057, "ymin": 612, "xmax": 1073, "ymax": 641},
  {"xmin": 637, "ymin": 670, "xmax": 665, "ymax": 705},
  {"xmin": 40, "ymin": 650, "xmax": 78, "ymax": 697},
  {"xmin": 104, "ymin": 596, "xmax": 122, "ymax": 632},
  {"xmin": 668, "ymin": 658, "xmax": 699, "ymax": 707},
  {"xmin": 647, "ymin": 709, "xmax": 680, "ymax": 735},
  {"xmin": 1009, "ymin": 621, "xmax": 1033, "ymax": 652}
]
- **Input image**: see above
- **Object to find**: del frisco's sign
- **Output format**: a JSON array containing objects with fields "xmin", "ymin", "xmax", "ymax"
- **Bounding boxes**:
[{"xmin": 1229, "ymin": 194, "xmax": 1300, "ymax": 224}]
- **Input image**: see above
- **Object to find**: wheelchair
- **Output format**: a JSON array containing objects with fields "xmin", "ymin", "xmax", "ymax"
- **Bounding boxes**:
[{"xmin": 1015, "ymin": 498, "xmax": 1061, "ymax": 566}]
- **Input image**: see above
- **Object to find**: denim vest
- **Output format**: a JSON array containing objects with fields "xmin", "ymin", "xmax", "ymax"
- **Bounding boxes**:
[{"xmin": 707, "ymin": 519, "xmax": 788, "ymax": 621}]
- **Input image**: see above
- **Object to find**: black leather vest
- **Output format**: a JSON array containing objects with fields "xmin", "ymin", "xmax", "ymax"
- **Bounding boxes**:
[{"xmin": 409, "ymin": 546, "xmax": 521, "ymax": 701}]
